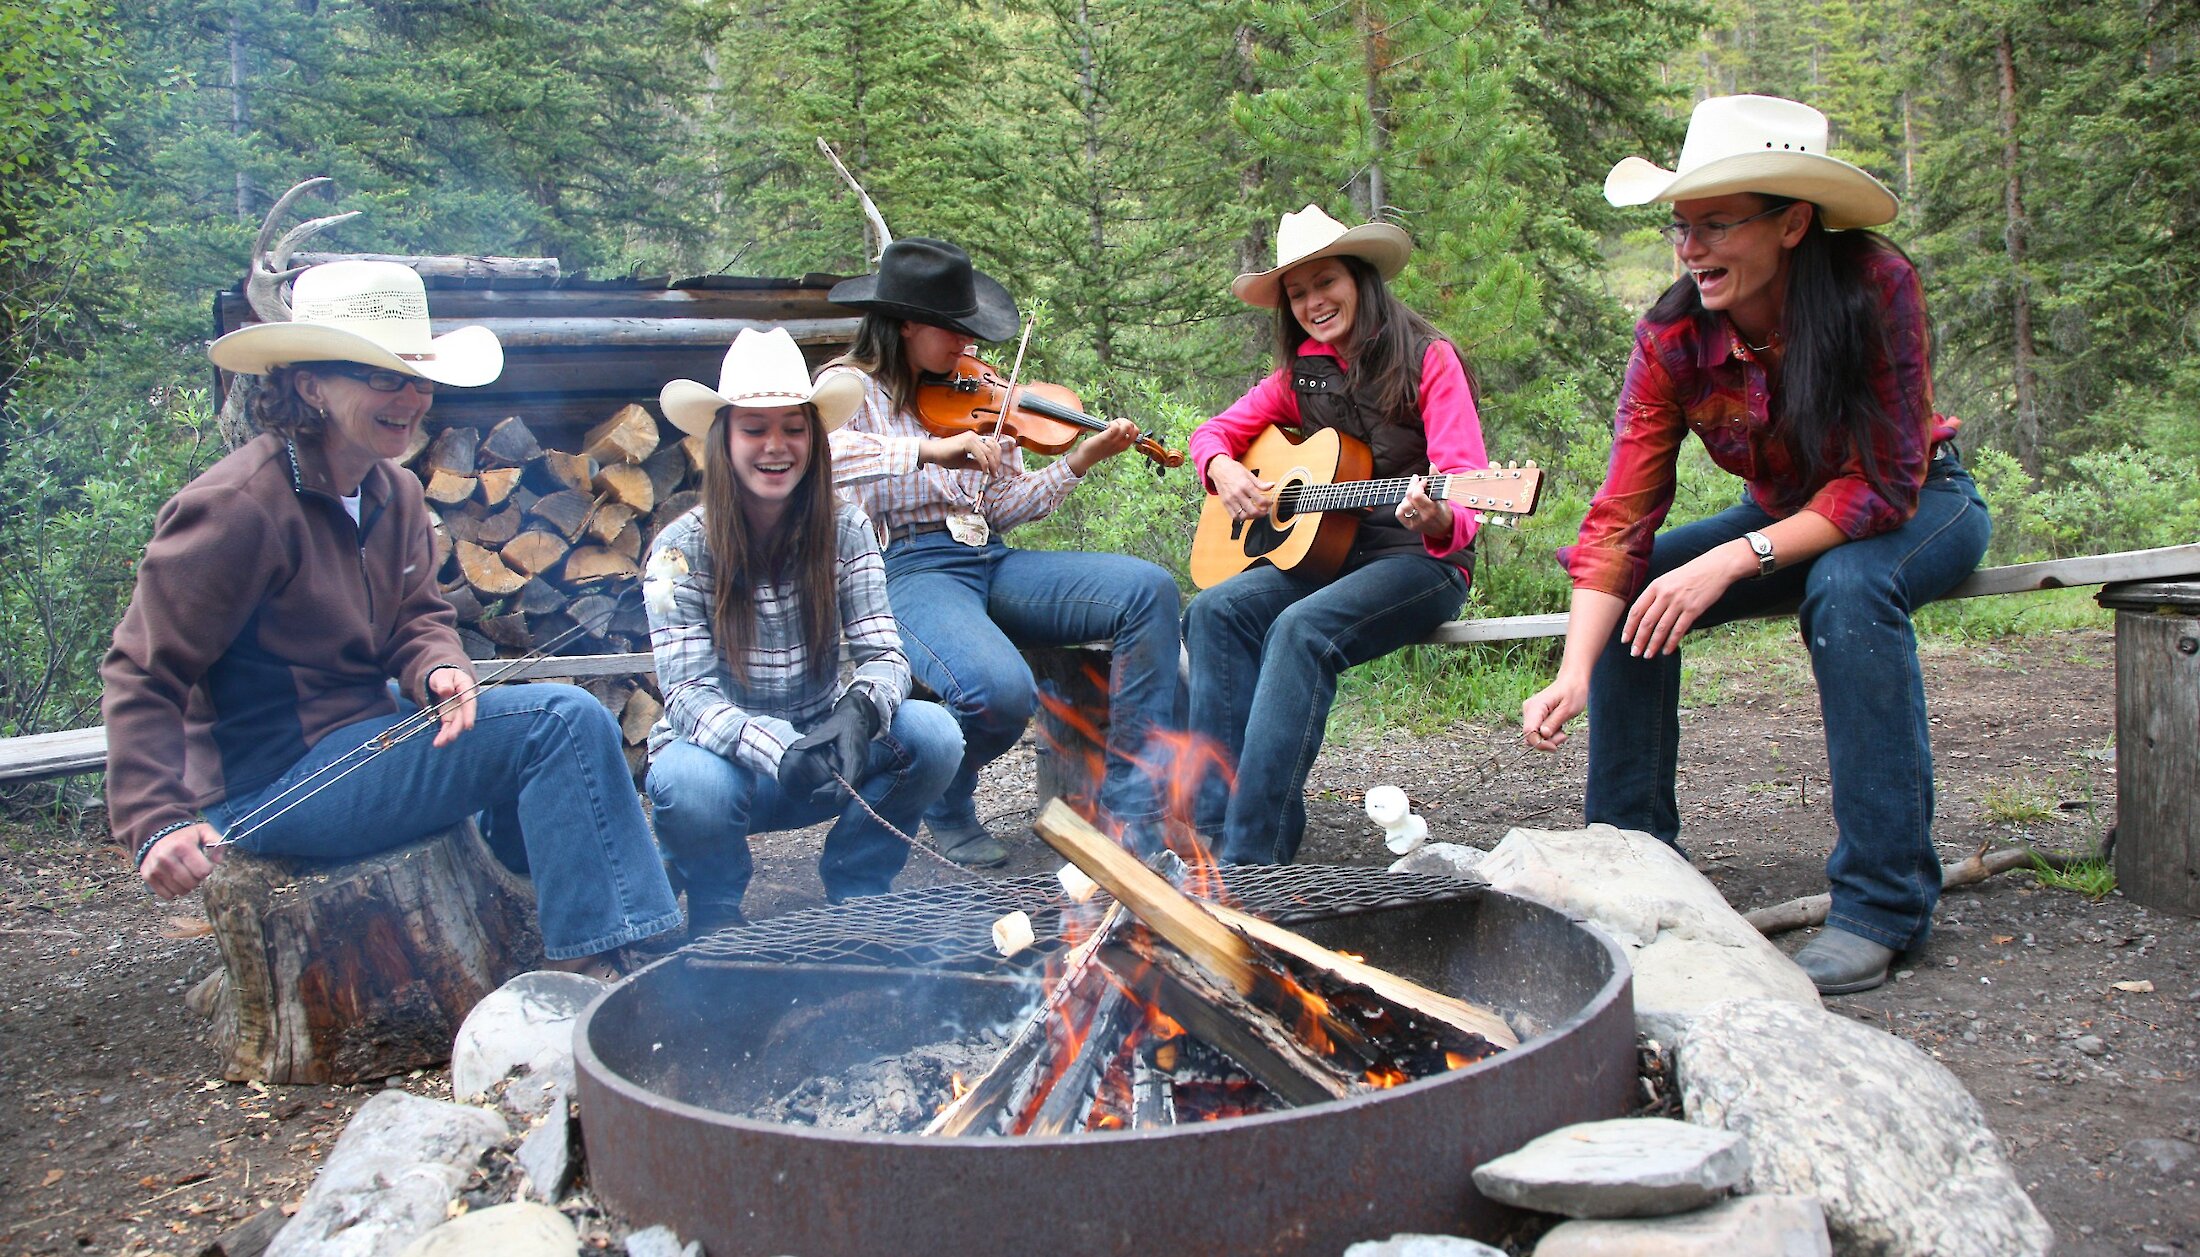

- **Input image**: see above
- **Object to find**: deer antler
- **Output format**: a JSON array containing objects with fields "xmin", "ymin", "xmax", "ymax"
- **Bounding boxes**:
[
  {"xmin": 244, "ymin": 177, "xmax": 362, "ymax": 322},
  {"xmin": 816, "ymin": 138, "xmax": 893, "ymax": 264}
]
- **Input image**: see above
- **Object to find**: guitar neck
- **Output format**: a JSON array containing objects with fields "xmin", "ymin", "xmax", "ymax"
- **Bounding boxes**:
[{"xmin": 1285, "ymin": 473, "xmax": 1487, "ymax": 515}]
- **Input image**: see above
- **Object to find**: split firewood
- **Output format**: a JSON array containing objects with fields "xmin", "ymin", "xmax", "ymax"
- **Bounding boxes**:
[
  {"xmin": 649, "ymin": 490, "xmax": 702, "ymax": 541},
  {"xmin": 680, "ymin": 433, "xmax": 709, "ymax": 477},
  {"xmin": 529, "ymin": 489, "xmax": 595, "ymax": 541},
  {"xmin": 423, "ymin": 469, "xmax": 477, "ymax": 506},
  {"xmin": 1022, "ymin": 982, "xmax": 1136, "ymax": 1135},
  {"xmin": 1746, "ymin": 842, "xmax": 2080, "ymax": 935},
  {"xmin": 442, "ymin": 501, "xmax": 487, "ymax": 545},
  {"xmin": 429, "ymin": 516, "xmax": 452, "ymax": 577},
  {"xmin": 399, "ymin": 422, "xmax": 433, "ymax": 468},
  {"xmin": 583, "ymin": 403, "xmax": 660, "ymax": 466},
  {"xmin": 476, "ymin": 467, "xmax": 523, "ymax": 508},
  {"xmin": 1103, "ymin": 932, "xmax": 1356, "ymax": 1106},
  {"xmin": 609, "ymin": 521, "xmax": 644, "ymax": 562},
  {"xmin": 529, "ymin": 450, "xmax": 597, "ymax": 495},
  {"xmin": 441, "ymin": 582, "xmax": 484, "ymax": 624},
  {"xmin": 1206, "ymin": 901, "xmax": 1517, "ymax": 1049},
  {"xmin": 564, "ymin": 547, "xmax": 641, "ymax": 584},
  {"xmin": 479, "ymin": 612, "xmax": 532, "ymax": 651},
  {"xmin": 619, "ymin": 687, "xmax": 662, "ymax": 746},
  {"xmin": 642, "ymin": 443, "xmax": 688, "ymax": 502},
  {"xmin": 424, "ymin": 426, "xmax": 479, "ymax": 477},
  {"xmin": 458, "ymin": 625, "xmax": 496, "ymax": 659},
  {"xmin": 477, "ymin": 503, "xmax": 523, "ymax": 548},
  {"xmin": 455, "ymin": 539, "xmax": 527, "ymax": 598},
  {"xmin": 566, "ymin": 592, "xmax": 619, "ymax": 636},
  {"xmin": 500, "ymin": 529, "xmax": 572, "ymax": 579},
  {"xmin": 506, "ymin": 483, "xmax": 540, "ymax": 517},
  {"xmin": 514, "ymin": 577, "xmax": 564, "ymax": 615},
  {"xmin": 594, "ymin": 463, "xmax": 656, "ymax": 515},
  {"xmin": 478, "ymin": 416, "xmax": 543, "ymax": 468},
  {"xmin": 586, "ymin": 501, "xmax": 639, "ymax": 546}
]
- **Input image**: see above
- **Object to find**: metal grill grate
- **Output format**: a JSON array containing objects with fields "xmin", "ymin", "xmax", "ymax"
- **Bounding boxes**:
[{"xmin": 680, "ymin": 864, "xmax": 1484, "ymax": 971}]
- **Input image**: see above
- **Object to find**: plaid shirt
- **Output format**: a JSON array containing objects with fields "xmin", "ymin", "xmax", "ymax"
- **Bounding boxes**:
[
  {"xmin": 1561, "ymin": 245, "xmax": 1962, "ymax": 600},
  {"xmin": 645, "ymin": 501, "xmax": 908, "ymax": 775},
  {"xmin": 819, "ymin": 365, "xmax": 1081, "ymax": 541}
]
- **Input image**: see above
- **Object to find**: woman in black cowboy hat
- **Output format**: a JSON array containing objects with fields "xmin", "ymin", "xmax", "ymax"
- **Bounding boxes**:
[{"xmin": 819, "ymin": 238, "xmax": 1183, "ymax": 865}]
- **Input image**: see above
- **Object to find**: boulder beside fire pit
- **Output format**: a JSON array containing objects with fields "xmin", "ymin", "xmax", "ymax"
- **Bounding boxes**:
[{"xmin": 575, "ymin": 867, "xmax": 1635, "ymax": 1256}]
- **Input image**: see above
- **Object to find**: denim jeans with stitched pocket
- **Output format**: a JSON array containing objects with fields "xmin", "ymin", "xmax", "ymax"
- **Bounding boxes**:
[
  {"xmin": 205, "ymin": 682, "xmax": 682, "ymax": 961},
  {"xmin": 645, "ymin": 699, "xmax": 962, "ymax": 915},
  {"xmin": 1185, "ymin": 553, "xmax": 1469, "ymax": 864},
  {"xmin": 883, "ymin": 533, "xmax": 1182, "ymax": 835},
  {"xmin": 1584, "ymin": 458, "xmax": 1992, "ymax": 951}
]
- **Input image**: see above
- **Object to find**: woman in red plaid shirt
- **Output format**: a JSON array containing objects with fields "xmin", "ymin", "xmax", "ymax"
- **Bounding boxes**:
[{"xmin": 1521, "ymin": 96, "xmax": 1992, "ymax": 995}]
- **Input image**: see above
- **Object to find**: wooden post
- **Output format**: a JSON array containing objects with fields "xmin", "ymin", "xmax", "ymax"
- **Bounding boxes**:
[{"xmin": 2099, "ymin": 580, "xmax": 2200, "ymax": 917}]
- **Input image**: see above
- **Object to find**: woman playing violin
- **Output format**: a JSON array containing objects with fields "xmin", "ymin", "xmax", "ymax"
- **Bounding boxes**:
[
  {"xmin": 1185, "ymin": 206, "xmax": 1490, "ymax": 865},
  {"xmin": 819, "ymin": 238, "xmax": 1183, "ymax": 864}
]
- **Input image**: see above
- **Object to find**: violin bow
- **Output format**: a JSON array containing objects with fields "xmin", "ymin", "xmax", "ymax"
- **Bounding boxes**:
[
  {"xmin": 987, "ymin": 316, "xmax": 1040, "ymax": 448},
  {"xmin": 206, "ymin": 585, "xmax": 643, "ymax": 850}
]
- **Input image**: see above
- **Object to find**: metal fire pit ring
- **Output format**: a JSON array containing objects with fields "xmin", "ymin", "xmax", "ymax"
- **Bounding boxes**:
[{"xmin": 576, "ymin": 872, "xmax": 1634, "ymax": 1256}]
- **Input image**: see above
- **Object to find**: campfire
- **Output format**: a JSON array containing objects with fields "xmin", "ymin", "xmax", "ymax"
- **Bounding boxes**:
[{"xmin": 574, "ymin": 811, "xmax": 1636, "ymax": 1255}]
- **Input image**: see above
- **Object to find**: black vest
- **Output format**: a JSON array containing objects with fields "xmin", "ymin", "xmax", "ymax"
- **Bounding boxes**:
[{"xmin": 1291, "ymin": 339, "xmax": 1473, "ymax": 574}]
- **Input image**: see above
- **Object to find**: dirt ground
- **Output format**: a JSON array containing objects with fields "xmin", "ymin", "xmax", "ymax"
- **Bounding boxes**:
[{"xmin": 3, "ymin": 626, "xmax": 2195, "ymax": 1256}]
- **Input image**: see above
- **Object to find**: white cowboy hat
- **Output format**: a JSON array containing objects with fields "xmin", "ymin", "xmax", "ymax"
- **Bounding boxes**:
[
  {"xmin": 659, "ymin": 327, "xmax": 863, "ymax": 437},
  {"xmin": 1604, "ymin": 94, "xmax": 1898, "ymax": 230},
  {"xmin": 1231, "ymin": 205, "xmax": 1414, "ymax": 308},
  {"xmin": 207, "ymin": 259, "xmax": 504, "ymax": 386}
]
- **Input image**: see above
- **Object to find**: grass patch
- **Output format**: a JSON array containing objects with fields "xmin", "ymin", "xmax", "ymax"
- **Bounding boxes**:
[
  {"xmin": 1329, "ymin": 639, "xmax": 1558, "ymax": 741},
  {"xmin": 1978, "ymin": 775, "xmax": 2058, "ymax": 825},
  {"xmin": 2028, "ymin": 853, "xmax": 2116, "ymax": 900},
  {"xmin": 1914, "ymin": 586, "xmax": 2111, "ymax": 639}
]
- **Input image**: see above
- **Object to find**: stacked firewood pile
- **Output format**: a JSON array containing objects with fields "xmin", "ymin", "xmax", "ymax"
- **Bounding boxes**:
[{"xmin": 401, "ymin": 403, "xmax": 698, "ymax": 775}]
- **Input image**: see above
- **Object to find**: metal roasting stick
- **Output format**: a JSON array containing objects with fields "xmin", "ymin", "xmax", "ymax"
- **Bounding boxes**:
[{"xmin": 204, "ymin": 588, "xmax": 639, "ymax": 849}]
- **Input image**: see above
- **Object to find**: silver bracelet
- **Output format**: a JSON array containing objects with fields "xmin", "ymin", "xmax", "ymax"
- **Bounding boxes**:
[{"xmin": 134, "ymin": 820, "xmax": 196, "ymax": 868}]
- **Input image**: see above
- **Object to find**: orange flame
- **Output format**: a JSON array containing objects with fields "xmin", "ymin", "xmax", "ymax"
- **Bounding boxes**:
[
  {"xmin": 1364, "ymin": 1065, "xmax": 1410, "ymax": 1089},
  {"xmin": 1445, "ymin": 1051, "xmax": 1473, "ymax": 1071}
]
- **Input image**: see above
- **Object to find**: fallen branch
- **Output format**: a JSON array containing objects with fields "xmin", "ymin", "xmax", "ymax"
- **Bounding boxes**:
[{"xmin": 1745, "ymin": 843, "xmax": 2081, "ymax": 935}]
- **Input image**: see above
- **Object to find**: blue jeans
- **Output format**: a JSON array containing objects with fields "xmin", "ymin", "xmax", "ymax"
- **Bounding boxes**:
[
  {"xmin": 883, "ymin": 534, "xmax": 1182, "ymax": 832},
  {"xmin": 645, "ymin": 700, "xmax": 961, "ymax": 913},
  {"xmin": 1185, "ymin": 554, "xmax": 1469, "ymax": 864},
  {"xmin": 1585, "ymin": 460, "xmax": 1992, "ymax": 951},
  {"xmin": 205, "ymin": 683, "xmax": 682, "ymax": 961}
]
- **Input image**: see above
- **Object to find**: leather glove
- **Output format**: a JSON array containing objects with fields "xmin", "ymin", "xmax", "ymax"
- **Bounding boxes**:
[{"xmin": 776, "ymin": 692, "xmax": 881, "ymax": 804}]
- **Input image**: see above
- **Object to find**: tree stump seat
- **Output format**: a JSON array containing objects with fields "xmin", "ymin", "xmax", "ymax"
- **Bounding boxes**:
[{"xmin": 193, "ymin": 821, "xmax": 545, "ymax": 1084}]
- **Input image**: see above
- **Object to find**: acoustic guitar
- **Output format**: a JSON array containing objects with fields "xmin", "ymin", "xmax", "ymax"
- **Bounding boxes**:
[{"xmin": 1189, "ymin": 425, "xmax": 1544, "ymax": 589}]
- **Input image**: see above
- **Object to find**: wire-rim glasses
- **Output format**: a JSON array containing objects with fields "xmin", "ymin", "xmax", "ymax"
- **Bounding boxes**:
[{"xmin": 1657, "ymin": 201, "xmax": 1794, "ymax": 248}]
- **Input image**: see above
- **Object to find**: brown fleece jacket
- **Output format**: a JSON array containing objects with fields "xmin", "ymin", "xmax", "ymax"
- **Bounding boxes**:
[{"xmin": 100, "ymin": 433, "xmax": 474, "ymax": 851}]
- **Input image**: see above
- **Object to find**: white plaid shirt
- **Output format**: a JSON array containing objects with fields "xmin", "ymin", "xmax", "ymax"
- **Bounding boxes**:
[
  {"xmin": 819, "ymin": 365, "xmax": 1081, "ymax": 542},
  {"xmin": 645, "ymin": 501, "xmax": 908, "ymax": 775}
]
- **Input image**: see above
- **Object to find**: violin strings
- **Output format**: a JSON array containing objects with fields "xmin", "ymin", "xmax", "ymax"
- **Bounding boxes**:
[{"xmin": 207, "ymin": 587, "xmax": 639, "ymax": 849}]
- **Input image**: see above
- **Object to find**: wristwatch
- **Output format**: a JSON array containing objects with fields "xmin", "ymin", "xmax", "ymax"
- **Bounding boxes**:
[{"xmin": 1743, "ymin": 530, "xmax": 1777, "ymax": 578}]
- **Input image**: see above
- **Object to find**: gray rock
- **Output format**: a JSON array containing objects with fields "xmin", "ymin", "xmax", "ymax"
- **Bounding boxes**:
[
  {"xmin": 394, "ymin": 1202, "xmax": 578, "ymax": 1256},
  {"xmin": 2122, "ymin": 1138, "xmax": 2198, "ymax": 1176},
  {"xmin": 450, "ymin": 970, "xmax": 605, "ymax": 1103},
  {"xmin": 514, "ymin": 1088, "xmax": 575, "ymax": 1202},
  {"xmin": 1678, "ymin": 998, "xmax": 2053, "ymax": 1257},
  {"xmin": 1473, "ymin": 1117, "xmax": 1748, "ymax": 1219},
  {"xmin": 624, "ymin": 1226, "xmax": 703, "ymax": 1257},
  {"xmin": 1476, "ymin": 826, "xmax": 1820, "ymax": 1041},
  {"xmin": 1343, "ymin": 1236, "xmax": 1507, "ymax": 1257},
  {"xmin": 268, "ymin": 1091, "xmax": 509, "ymax": 1257},
  {"xmin": 1532, "ymin": 1195, "xmax": 1831, "ymax": 1256},
  {"xmin": 1389, "ymin": 842, "xmax": 1487, "ymax": 880}
]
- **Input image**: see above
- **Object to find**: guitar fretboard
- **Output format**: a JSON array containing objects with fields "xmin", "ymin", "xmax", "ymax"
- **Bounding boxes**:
[{"xmin": 1278, "ymin": 472, "xmax": 1530, "ymax": 515}]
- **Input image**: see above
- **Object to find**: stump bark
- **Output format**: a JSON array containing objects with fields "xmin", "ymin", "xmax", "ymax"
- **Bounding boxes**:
[{"xmin": 196, "ymin": 822, "xmax": 545, "ymax": 1084}]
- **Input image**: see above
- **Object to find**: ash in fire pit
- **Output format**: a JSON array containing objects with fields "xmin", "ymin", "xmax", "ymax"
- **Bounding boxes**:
[{"xmin": 750, "ymin": 1030, "xmax": 1010, "ymax": 1133}]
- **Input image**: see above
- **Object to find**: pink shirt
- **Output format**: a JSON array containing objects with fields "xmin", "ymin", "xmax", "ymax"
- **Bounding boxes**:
[{"xmin": 1189, "ymin": 339, "xmax": 1488, "ymax": 559}]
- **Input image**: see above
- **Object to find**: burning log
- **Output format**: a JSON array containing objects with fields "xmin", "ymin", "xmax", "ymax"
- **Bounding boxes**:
[
  {"xmin": 1102, "ymin": 931, "xmax": 1356, "ymax": 1106},
  {"xmin": 1021, "ymin": 982, "xmax": 1137, "ymax": 1135}
]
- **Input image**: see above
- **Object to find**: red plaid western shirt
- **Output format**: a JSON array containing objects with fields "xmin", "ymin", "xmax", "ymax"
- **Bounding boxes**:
[{"xmin": 1561, "ymin": 246, "xmax": 1961, "ymax": 600}]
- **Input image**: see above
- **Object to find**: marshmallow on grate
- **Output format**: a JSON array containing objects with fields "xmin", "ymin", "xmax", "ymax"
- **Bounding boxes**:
[
  {"xmin": 992, "ymin": 910, "xmax": 1036, "ymax": 957},
  {"xmin": 1365, "ymin": 785, "xmax": 1429, "ymax": 855}
]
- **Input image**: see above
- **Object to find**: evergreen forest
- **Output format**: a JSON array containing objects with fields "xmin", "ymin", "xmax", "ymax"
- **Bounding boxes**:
[{"xmin": 3, "ymin": 0, "xmax": 2197, "ymax": 747}]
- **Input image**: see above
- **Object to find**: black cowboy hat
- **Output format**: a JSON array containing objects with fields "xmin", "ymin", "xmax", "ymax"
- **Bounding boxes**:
[{"xmin": 827, "ymin": 238, "xmax": 1019, "ymax": 342}]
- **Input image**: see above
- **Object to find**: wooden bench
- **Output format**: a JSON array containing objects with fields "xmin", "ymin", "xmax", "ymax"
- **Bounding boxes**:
[{"xmin": 6, "ymin": 543, "xmax": 2199, "ymax": 788}]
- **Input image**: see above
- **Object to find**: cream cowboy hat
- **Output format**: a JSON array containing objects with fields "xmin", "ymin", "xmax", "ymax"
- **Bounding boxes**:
[
  {"xmin": 1604, "ymin": 94, "xmax": 1898, "ymax": 230},
  {"xmin": 207, "ymin": 259, "xmax": 504, "ymax": 386},
  {"xmin": 659, "ymin": 327, "xmax": 863, "ymax": 437},
  {"xmin": 1231, "ymin": 205, "xmax": 1414, "ymax": 309}
]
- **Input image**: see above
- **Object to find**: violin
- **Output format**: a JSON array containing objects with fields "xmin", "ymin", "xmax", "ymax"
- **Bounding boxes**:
[{"xmin": 913, "ymin": 354, "xmax": 1185, "ymax": 472}]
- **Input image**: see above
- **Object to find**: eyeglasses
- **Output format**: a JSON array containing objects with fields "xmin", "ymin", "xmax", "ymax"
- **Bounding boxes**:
[
  {"xmin": 304, "ymin": 362, "xmax": 437, "ymax": 395},
  {"xmin": 1656, "ymin": 202, "xmax": 1793, "ymax": 247}
]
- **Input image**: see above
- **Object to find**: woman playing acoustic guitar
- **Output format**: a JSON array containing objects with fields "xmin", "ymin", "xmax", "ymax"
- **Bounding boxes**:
[
  {"xmin": 818, "ymin": 238, "xmax": 1183, "ymax": 864},
  {"xmin": 1186, "ymin": 206, "xmax": 1491, "ymax": 865}
]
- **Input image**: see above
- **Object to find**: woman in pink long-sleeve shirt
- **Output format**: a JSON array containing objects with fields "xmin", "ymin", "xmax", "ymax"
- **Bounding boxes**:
[{"xmin": 1184, "ymin": 206, "xmax": 1490, "ymax": 864}]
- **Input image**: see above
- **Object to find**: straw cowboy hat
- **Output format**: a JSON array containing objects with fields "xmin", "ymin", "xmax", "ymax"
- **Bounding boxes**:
[
  {"xmin": 659, "ymin": 327, "xmax": 863, "ymax": 437},
  {"xmin": 827, "ymin": 238, "xmax": 1019, "ymax": 343},
  {"xmin": 1604, "ymin": 94, "xmax": 1899, "ymax": 230},
  {"xmin": 1231, "ymin": 205, "xmax": 1414, "ymax": 308},
  {"xmin": 207, "ymin": 259, "xmax": 504, "ymax": 386}
]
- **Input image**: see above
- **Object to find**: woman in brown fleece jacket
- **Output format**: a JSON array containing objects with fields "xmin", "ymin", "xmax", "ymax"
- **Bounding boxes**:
[{"xmin": 101, "ymin": 261, "xmax": 679, "ymax": 975}]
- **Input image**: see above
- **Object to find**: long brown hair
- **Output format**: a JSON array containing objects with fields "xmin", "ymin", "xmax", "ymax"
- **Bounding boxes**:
[
  {"xmin": 1272, "ymin": 256, "xmax": 1472, "ymax": 426},
  {"xmin": 700, "ymin": 402, "xmax": 841, "ymax": 686},
  {"xmin": 832, "ymin": 312, "xmax": 923, "ymax": 414}
]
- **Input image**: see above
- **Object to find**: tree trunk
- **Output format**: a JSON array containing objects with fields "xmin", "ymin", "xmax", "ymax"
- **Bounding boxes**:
[
  {"xmin": 1997, "ymin": 27, "xmax": 2043, "ymax": 474},
  {"xmin": 229, "ymin": 16, "xmax": 252, "ymax": 224},
  {"xmin": 195, "ymin": 822, "xmax": 545, "ymax": 1084}
]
